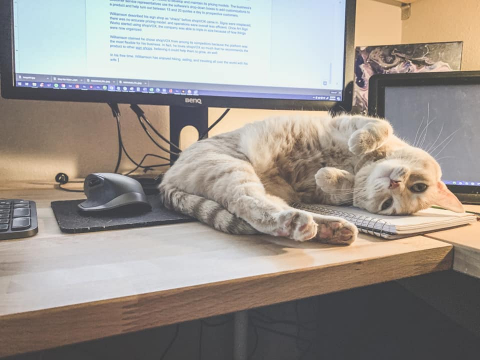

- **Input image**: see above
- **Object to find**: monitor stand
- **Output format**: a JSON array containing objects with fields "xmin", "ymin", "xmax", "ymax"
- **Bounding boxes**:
[{"xmin": 169, "ymin": 105, "xmax": 209, "ymax": 163}]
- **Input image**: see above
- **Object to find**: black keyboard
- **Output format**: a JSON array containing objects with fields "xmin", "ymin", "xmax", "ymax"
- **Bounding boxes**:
[{"xmin": 0, "ymin": 199, "xmax": 39, "ymax": 240}]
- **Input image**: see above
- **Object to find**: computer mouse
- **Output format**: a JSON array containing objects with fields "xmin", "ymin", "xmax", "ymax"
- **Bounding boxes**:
[{"xmin": 78, "ymin": 173, "xmax": 152, "ymax": 212}]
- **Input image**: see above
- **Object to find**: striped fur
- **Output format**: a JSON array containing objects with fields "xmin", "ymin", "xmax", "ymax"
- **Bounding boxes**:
[{"xmin": 161, "ymin": 186, "xmax": 259, "ymax": 235}]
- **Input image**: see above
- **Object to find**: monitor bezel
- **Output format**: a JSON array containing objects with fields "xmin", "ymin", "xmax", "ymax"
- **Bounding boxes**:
[
  {"xmin": 0, "ymin": 0, "xmax": 356, "ymax": 111},
  {"xmin": 368, "ymin": 71, "xmax": 480, "ymax": 196}
]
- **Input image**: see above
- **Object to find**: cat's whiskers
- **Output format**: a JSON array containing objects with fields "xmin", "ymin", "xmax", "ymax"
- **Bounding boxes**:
[
  {"xmin": 324, "ymin": 186, "xmax": 371, "ymax": 195},
  {"xmin": 430, "ymin": 128, "xmax": 461, "ymax": 157},
  {"xmin": 413, "ymin": 114, "xmax": 426, "ymax": 147},
  {"xmin": 435, "ymin": 156, "xmax": 455, "ymax": 162},
  {"xmin": 419, "ymin": 117, "xmax": 436, "ymax": 150},
  {"xmin": 414, "ymin": 104, "xmax": 432, "ymax": 148},
  {"xmin": 426, "ymin": 123, "xmax": 445, "ymax": 154}
]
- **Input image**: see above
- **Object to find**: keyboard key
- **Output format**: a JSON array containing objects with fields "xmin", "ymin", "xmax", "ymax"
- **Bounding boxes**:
[
  {"xmin": 0, "ymin": 199, "xmax": 38, "ymax": 240},
  {"xmin": 12, "ymin": 217, "xmax": 31, "ymax": 230},
  {"xmin": 14, "ymin": 204, "xmax": 29, "ymax": 209},
  {"xmin": 13, "ymin": 208, "xmax": 30, "ymax": 218}
]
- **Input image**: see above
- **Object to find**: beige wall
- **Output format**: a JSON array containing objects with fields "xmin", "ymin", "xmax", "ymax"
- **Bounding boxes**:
[
  {"xmin": 355, "ymin": 0, "xmax": 402, "ymax": 46},
  {"xmin": 0, "ymin": 1, "xmax": 402, "ymax": 184},
  {"xmin": 403, "ymin": 0, "xmax": 480, "ymax": 70}
]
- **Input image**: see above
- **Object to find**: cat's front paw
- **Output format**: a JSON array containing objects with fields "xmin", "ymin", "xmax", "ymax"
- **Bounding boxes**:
[
  {"xmin": 316, "ymin": 167, "xmax": 340, "ymax": 191},
  {"xmin": 315, "ymin": 167, "xmax": 354, "ymax": 192},
  {"xmin": 274, "ymin": 211, "xmax": 318, "ymax": 242},
  {"xmin": 314, "ymin": 218, "xmax": 358, "ymax": 245},
  {"xmin": 348, "ymin": 122, "xmax": 392, "ymax": 155}
]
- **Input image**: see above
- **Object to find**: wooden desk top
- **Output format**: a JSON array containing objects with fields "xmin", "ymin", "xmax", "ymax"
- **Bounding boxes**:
[
  {"xmin": 0, "ymin": 188, "xmax": 453, "ymax": 357},
  {"xmin": 426, "ymin": 205, "xmax": 480, "ymax": 279}
]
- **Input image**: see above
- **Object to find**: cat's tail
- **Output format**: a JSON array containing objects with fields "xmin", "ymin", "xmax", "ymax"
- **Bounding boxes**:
[{"xmin": 160, "ymin": 186, "xmax": 260, "ymax": 235}]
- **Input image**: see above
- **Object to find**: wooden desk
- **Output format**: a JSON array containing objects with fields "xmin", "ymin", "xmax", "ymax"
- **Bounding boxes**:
[
  {"xmin": 0, "ymin": 189, "xmax": 453, "ymax": 358},
  {"xmin": 426, "ymin": 205, "xmax": 480, "ymax": 279}
]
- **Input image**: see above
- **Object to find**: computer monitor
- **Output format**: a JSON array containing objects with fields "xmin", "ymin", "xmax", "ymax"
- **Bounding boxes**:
[
  {"xmin": 368, "ymin": 71, "xmax": 480, "ymax": 204},
  {"xmin": 1, "ymin": 0, "xmax": 356, "ymax": 153}
]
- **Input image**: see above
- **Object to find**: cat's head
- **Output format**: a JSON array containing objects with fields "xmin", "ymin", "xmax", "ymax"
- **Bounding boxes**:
[{"xmin": 353, "ymin": 146, "xmax": 464, "ymax": 215}]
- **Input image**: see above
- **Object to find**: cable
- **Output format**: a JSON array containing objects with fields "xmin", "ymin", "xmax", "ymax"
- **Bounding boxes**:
[
  {"xmin": 194, "ymin": 316, "xmax": 232, "ymax": 360},
  {"xmin": 55, "ymin": 173, "xmax": 84, "ymax": 193},
  {"xmin": 252, "ymin": 322, "xmax": 313, "ymax": 360},
  {"xmin": 252, "ymin": 310, "xmax": 317, "ymax": 331},
  {"xmin": 58, "ymin": 184, "xmax": 84, "ymax": 193},
  {"xmin": 131, "ymin": 105, "xmax": 231, "ymax": 154},
  {"xmin": 251, "ymin": 307, "xmax": 320, "ymax": 360},
  {"xmin": 110, "ymin": 103, "xmax": 171, "ymax": 168},
  {"xmin": 141, "ymin": 114, "xmax": 182, "ymax": 153},
  {"xmin": 108, "ymin": 103, "xmax": 123, "ymax": 173},
  {"xmin": 251, "ymin": 323, "xmax": 312, "ymax": 345},
  {"xmin": 200, "ymin": 315, "xmax": 233, "ymax": 327},
  {"xmin": 120, "ymin": 144, "xmax": 169, "ymax": 173},
  {"xmin": 110, "ymin": 107, "xmax": 171, "ymax": 173},
  {"xmin": 55, "ymin": 104, "xmax": 170, "ymax": 190},
  {"xmin": 199, "ymin": 108, "xmax": 230, "ymax": 140},
  {"xmin": 123, "ymin": 154, "xmax": 170, "ymax": 176},
  {"xmin": 195, "ymin": 316, "xmax": 232, "ymax": 360},
  {"xmin": 121, "ymin": 144, "xmax": 170, "ymax": 170},
  {"xmin": 201, "ymin": 317, "xmax": 232, "ymax": 327},
  {"xmin": 136, "ymin": 115, "xmax": 181, "ymax": 156},
  {"xmin": 130, "ymin": 104, "xmax": 182, "ymax": 153},
  {"xmin": 160, "ymin": 324, "xmax": 180, "ymax": 360}
]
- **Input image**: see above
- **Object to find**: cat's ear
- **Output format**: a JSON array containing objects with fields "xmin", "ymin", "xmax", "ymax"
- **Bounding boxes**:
[{"xmin": 433, "ymin": 181, "xmax": 464, "ymax": 213}]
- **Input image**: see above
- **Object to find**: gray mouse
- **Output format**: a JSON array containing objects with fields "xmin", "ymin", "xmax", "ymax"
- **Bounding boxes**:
[{"xmin": 78, "ymin": 173, "xmax": 151, "ymax": 212}]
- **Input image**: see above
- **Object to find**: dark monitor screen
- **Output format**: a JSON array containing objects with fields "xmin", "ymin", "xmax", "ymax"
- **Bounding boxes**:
[
  {"xmin": 1, "ymin": 0, "xmax": 356, "ymax": 110},
  {"xmin": 384, "ymin": 84, "xmax": 480, "ymax": 187},
  {"xmin": 368, "ymin": 72, "xmax": 480, "ymax": 198}
]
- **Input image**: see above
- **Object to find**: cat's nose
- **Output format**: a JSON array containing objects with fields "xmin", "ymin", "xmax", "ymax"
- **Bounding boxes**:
[{"xmin": 389, "ymin": 179, "xmax": 400, "ymax": 189}]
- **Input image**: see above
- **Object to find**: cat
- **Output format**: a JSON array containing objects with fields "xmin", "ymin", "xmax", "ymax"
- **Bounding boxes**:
[{"xmin": 159, "ymin": 114, "xmax": 464, "ymax": 245}]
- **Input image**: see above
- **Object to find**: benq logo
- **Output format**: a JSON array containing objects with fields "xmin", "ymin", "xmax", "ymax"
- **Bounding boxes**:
[{"xmin": 185, "ymin": 98, "xmax": 202, "ymax": 105}]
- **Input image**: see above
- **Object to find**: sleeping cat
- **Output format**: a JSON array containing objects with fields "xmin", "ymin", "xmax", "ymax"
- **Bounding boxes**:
[{"xmin": 159, "ymin": 114, "xmax": 464, "ymax": 245}]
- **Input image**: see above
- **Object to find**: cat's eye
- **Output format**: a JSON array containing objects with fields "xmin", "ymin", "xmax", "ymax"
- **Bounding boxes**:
[
  {"xmin": 381, "ymin": 198, "xmax": 393, "ymax": 211},
  {"xmin": 410, "ymin": 183, "xmax": 428, "ymax": 193}
]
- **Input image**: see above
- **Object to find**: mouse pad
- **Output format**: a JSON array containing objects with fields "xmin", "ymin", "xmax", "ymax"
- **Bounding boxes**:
[{"xmin": 51, "ymin": 195, "xmax": 195, "ymax": 234}]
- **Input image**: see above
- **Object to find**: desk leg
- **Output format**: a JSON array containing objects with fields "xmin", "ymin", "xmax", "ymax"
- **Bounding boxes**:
[{"xmin": 233, "ymin": 310, "xmax": 248, "ymax": 360}]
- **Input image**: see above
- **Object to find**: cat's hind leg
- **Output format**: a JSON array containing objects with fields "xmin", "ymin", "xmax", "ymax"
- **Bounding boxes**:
[
  {"xmin": 160, "ymin": 156, "xmax": 317, "ymax": 241},
  {"xmin": 161, "ymin": 152, "xmax": 357, "ymax": 244},
  {"xmin": 222, "ymin": 175, "xmax": 318, "ymax": 241},
  {"xmin": 209, "ymin": 161, "xmax": 356, "ymax": 243}
]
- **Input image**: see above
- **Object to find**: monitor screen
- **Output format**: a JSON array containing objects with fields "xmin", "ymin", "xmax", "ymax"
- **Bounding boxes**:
[
  {"xmin": 384, "ymin": 84, "xmax": 480, "ymax": 187},
  {"xmin": 9, "ymin": 0, "xmax": 350, "ymax": 103}
]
